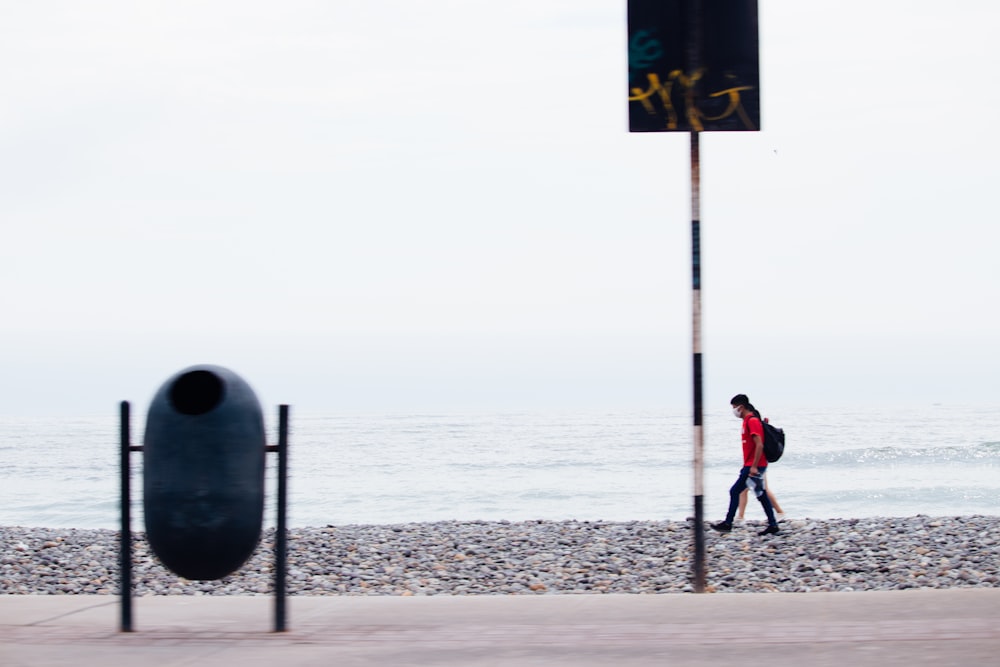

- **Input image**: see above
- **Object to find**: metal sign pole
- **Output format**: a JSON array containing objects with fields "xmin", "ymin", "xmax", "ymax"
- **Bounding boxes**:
[
  {"xmin": 628, "ymin": 0, "xmax": 759, "ymax": 593},
  {"xmin": 690, "ymin": 131, "xmax": 706, "ymax": 593},
  {"xmin": 688, "ymin": 0, "xmax": 706, "ymax": 594}
]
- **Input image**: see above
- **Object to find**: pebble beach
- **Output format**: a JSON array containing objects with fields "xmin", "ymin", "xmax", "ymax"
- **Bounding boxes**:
[{"xmin": 3, "ymin": 515, "xmax": 998, "ymax": 596}]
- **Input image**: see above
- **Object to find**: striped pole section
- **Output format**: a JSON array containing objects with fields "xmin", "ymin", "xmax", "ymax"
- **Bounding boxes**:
[
  {"xmin": 690, "ymin": 131, "xmax": 706, "ymax": 593},
  {"xmin": 688, "ymin": 0, "xmax": 706, "ymax": 594}
]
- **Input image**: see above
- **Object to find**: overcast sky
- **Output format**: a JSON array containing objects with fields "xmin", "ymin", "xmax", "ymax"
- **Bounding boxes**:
[{"xmin": 1, "ymin": 1, "xmax": 997, "ymax": 416}]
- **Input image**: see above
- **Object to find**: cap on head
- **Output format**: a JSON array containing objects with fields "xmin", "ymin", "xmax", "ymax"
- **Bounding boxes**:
[{"xmin": 730, "ymin": 393, "xmax": 750, "ymax": 407}]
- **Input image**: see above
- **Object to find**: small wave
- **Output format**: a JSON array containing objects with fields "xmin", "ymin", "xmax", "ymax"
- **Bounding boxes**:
[
  {"xmin": 795, "ymin": 442, "xmax": 1000, "ymax": 466},
  {"xmin": 446, "ymin": 458, "xmax": 670, "ymax": 473}
]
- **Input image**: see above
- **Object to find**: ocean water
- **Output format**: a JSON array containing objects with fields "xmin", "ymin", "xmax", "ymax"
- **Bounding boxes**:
[{"xmin": 0, "ymin": 404, "xmax": 997, "ymax": 529}]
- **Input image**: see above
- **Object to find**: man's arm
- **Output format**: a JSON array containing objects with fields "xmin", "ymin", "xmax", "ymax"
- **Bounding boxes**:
[{"xmin": 750, "ymin": 433, "xmax": 764, "ymax": 475}]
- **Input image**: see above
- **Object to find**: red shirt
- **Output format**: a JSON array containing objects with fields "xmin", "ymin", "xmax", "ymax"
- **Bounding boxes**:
[{"xmin": 741, "ymin": 415, "xmax": 768, "ymax": 467}]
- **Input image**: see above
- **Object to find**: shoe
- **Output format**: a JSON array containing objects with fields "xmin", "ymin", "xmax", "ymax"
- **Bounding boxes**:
[
  {"xmin": 775, "ymin": 513, "xmax": 786, "ymax": 522},
  {"xmin": 710, "ymin": 521, "xmax": 733, "ymax": 533},
  {"xmin": 734, "ymin": 517, "xmax": 745, "ymax": 525},
  {"xmin": 759, "ymin": 525, "xmax": 780, "ymax": 536}
]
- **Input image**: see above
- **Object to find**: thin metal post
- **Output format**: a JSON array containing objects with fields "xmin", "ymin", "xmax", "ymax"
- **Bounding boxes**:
[
  {"xmin": 690, "ymin": 131, "xmax": 706, "ymax": 594},
  {"xmin": 274, "ymin": 404, "xmax": 289, "ymax": 632},
  {"xmin": 688, "ymin": 0, "xmax": 706, "ymax": 595},
  {"xmin": 119, "ymin": 401, "xmax": 134, "ymax": 631}
]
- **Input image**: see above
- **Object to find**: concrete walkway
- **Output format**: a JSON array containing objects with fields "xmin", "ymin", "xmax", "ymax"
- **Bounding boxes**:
[{"xmin": 3, "ymin": 589, "xmax": 1000, "ymax": 666}]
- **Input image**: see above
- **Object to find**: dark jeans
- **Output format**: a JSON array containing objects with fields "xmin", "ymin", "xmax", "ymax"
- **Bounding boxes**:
[{"xmin": 725, "ymin": 466, "xmax": 777, "ymax": 527}]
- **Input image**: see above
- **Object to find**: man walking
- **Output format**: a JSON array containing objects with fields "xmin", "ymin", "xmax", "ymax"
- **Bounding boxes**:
[{"xmin": 711, "ymin": 393, "xmax": 780, "ymax": 536}]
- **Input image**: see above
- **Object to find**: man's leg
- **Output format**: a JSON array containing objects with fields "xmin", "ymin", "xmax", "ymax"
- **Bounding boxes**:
[
  {"xmin": 749, "ymin": 471, "xmax": 779, "ymax": 533},
  {"xmin": 725, "ymin": 468, "xmax": 751, "ymax": 524},
  {"xmin": 712, "ymin": 468, "xmax": 751, "ymax": 532}
]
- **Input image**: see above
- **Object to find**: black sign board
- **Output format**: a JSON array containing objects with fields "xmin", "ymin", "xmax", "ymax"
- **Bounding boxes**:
[{"xmin": 628, "ymin": 0, "xmax": 760, "ymax": 132}]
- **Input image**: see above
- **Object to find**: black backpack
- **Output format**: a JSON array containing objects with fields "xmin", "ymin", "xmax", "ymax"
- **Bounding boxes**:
[{"xmin": 761, "ymin": 420, "xmax": 785, "ymax": 462}]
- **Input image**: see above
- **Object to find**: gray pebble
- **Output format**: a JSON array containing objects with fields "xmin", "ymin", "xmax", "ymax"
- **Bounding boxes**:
[{"xmin": 1, "ymin": 516, "xmax": 998, "ymax": 595}]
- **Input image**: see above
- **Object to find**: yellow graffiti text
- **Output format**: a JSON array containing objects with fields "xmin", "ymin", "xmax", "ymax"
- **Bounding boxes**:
[{"xmin": 629, "ymin": 69, "xmax": 756, "ymax": 131}]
